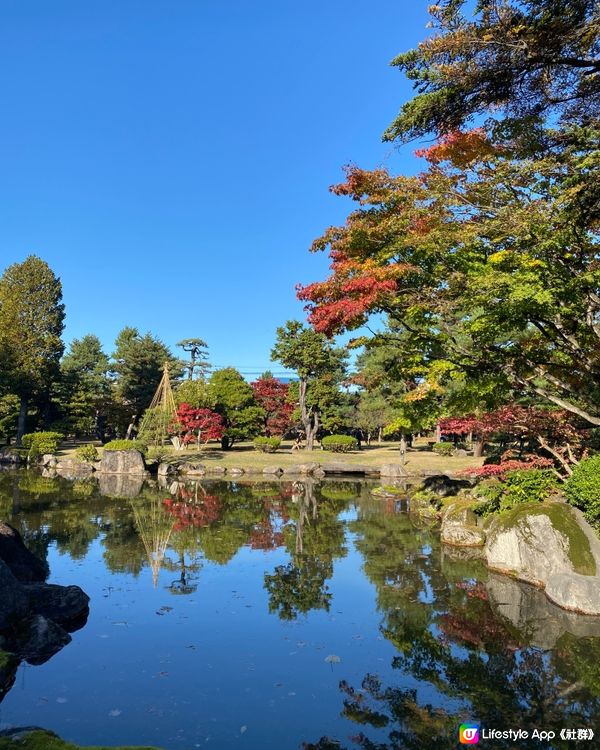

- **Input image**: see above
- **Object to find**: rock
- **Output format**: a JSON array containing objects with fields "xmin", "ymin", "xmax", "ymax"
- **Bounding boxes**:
[
  {"xmin": 297, "ymin": 462, "xmax": 321, "ymax": 475},
  {"xmin": 0, "ymin": 522, "xmax": 49, "ymax": 582},
  {"xmin": 371, "ymin": 485, "xmax": 407, "ymax": 499},
  {"xmin": 545, "ymin": 572, "xmax": 600, "ymax": 616},
  {"xmin": 26, "ymin": 583, "xmax": 90, "ymax": 626},
  {"xmin": 313, "ymin": 468, "xmax": 326, "ymax": 479},
  {"xmin": 17, "ymin": 615, "xmax": 72, "ymax": 666},
  {"xmin": 263, "ymin": 466, "xmax": 283, "ymax": 475},
  {"xmin": 321, "ymin": 463, "xmax": 379, "ymax": 475},
  {"xmin": 0, "ymin": 560, "xmax": 29, "ymax": 630},
  {"xmin": 228, "ymin": 467, "xmax": 245, "ymax": 475},
  {"xmin": 442, "ymin": 524, "xmax": 486, "ymax": 547},
  {"xmin": 380, "ymin": 464, "xmax": 408, "ymax": 478},
  {"xmin": 421, "ymin": 474, "xmax": 472, "ymax": 497},
  {"xmin": 157, "ymin": 462, "xmax": 178, "ymax": 477},
  {"xmin": 484, "ymin": 503, "xmax": 598, "ymax": 587},
  {"xmin": 99, "ymin": 449, "xmax": 146, "ymax": 475},
  {"xmin": 179, "ymin": 462, "xmax": 206, "ymax": 476},
  {"xmin": 204, "ymin": 465, "xmax": 226, "ymax": 475},
  {"xmin": 454, "ymin": 448, "xmax": 468, "ymax": 457},
  {"xmin": 0, "ymin": 449, "xmax": 23, "ymax": 465},
  {"xmin": 41, "ymin": 454, "xmax": 57, "ymax": 467}
]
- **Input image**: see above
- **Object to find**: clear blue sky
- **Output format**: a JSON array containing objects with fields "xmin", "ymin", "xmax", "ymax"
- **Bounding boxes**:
[{"xmin": 0, "ymin": 0, "xmax": 429, "ymax": 377}]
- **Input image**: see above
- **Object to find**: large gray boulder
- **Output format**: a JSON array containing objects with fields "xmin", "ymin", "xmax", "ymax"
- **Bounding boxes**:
[
  {"xmin": 545, "ymin": 573, "xmax": 600, "ymax": 616},
  {"xmin": 380, "ymin": 464, "xmax": 408, "ymax": 478},
  {"xmin": 99, "ymin": 449, "xmax": 145, "ymax": 475},
  {"xmin": 484, "ymin": 502, "xmax": 600, "ymax": 615},
  {"xmin": 98, "ymin": 472, "xmax": 144, "ymax": 498},
  {"xmin": 0, "ymin": 522, "xmax": 49, "ymax": 582},
  {"xmin": 441, "ymin": 503, "xmax": 486, "ymax": 547}
]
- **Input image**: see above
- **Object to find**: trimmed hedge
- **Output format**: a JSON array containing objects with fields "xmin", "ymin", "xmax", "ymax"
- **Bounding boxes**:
[
  {"xmin": 75, "ymin": 444, "xmax": 99, "ymax": 462},
  {"xmin": 565, "ymin": 455, "xmax": 600, "ymax": 525},
  {"xmin": 103, "ymin": 439, "xmax": 146, "ymax": 453},
  {"xmin": 321, "ymin": 435, "xmax": 357, "ymax": 453},
  {"xmin": 432, "ymin": 441, "xmax": 454, "ymax": 456},
  {"xmin": 253, "ymin": 437, "xmax": 281, "ymax": 453},
  {"xmin": 22, "ymin": 431, "xmax": 63, "ymax": 457}
]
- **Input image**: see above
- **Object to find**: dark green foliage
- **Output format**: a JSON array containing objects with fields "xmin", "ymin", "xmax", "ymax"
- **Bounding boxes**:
[
  {"xmin": 208, "ymin": 368, "xmax": 264, "ymax": 449},
  {"xmin": 385, "ymin": 0, "xmax": 599, "ymax": 143},
  {"xmin": 321, "ymin": 435, "xmax": 357, "ymax": 453},
  {"xmin": 432, "ymin": 442, "xmax": 454, "ymax": 457},
  {"xmin": 103, "ymin": 439, "xmax": 147, "ymax": 453},
  {"xmin": 58, "ymin": 334, "xmax": 111, "ymax": 436},
  {"xmin": 253, "ymin": 437, "xmax": 281, "ymax": 453},
  {"xmin": 0, "ymin": 729, "xmax": 160, "ymax": 750},
  {"xmin": 474, "ymin": 470, "xmax": 557, "ymax": 517},
  {"xmin": 565, "ymin": 456, "xmax": 600, "ymax": 525},
  {"xmin": 112, "ymin": 327, "xmax": 178, "ymax": 419},
  {"xmin": 22, "ymin": 431, "xmax": 63, "ymax": 457},
  {"xmin": 75, "ymin": 444, "xmax": 99, "ymax": 462}
]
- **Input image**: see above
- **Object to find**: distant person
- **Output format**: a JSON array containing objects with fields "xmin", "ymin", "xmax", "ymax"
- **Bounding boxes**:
[{"xmin": 291, "ymin": 437, "xmax": 303, "ymax": 452}]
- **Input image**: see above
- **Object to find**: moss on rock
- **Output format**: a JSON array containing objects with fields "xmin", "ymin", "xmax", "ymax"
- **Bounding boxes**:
[{"xmin": 0, "ymin": 729, "xmax": 160, "ymax": 750}]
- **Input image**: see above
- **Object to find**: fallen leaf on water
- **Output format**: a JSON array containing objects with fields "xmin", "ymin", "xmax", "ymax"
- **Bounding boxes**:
[
  {"xmin": 108, "ymin": 709, "xmax": 122, "ymax": 717},
  {"xmin": 324, "ymin": 654, "xmax": 341, "ymax": 664},
  {"xmin": 240, "ymin": 725, "xmax": 247, "ymax": 734}
]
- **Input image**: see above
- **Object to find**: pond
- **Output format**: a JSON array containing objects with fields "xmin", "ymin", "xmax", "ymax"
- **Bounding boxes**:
[{"xmin": 0, "ymin": 469, "xmax": 599, "ymax": 749}]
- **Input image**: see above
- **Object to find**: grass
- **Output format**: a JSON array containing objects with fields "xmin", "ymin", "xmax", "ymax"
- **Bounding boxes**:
[{"xmin": 43, "ymin": 437, "xmax": 483, "ymax": 476}]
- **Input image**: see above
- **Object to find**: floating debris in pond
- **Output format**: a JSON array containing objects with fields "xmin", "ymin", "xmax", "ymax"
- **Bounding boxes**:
[
  {"xmin": 56, "ymin": 697, "xmax": 68, "ymax": 704},
  {"xmin": 108, "ymin": 708, "xmax": 122, "ymax": 717},
  {"xmin": 324, "ymin": 654, "xmax": 341, "ymax": 670},
  {"xmin": 240, "ymin": 725, "xmax": 247, "ymax": 734},
  {"xmin": 156, "ymin": 606, "xmax": 173, "ymax": 615}
]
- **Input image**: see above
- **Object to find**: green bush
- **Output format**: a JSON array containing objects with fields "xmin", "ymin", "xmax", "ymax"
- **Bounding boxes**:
[
  {"xmin": 22, "ymin": 431, "xmax": 63, "ymax": 457},
  {"xmin": 75, "ymin": 444, "xmax": 99, "ymax": 463},
  {"xmin": 565, "ymin": 455, "xmax": 600, "ymax": 525},
  {"xmin": 321, "ymin": 435, "xmax": 357, "ymax": 453},
  {"xmin": 432, "ymin": 441, "xmax": 454, "ymax": 456},
  {"xmin": 474, "ymin": 469, "xmax": 556, "ymax": 517},
  {"xmin": 253, "ymin": 437, "xmax": 281, "ymax": 453},
  {"xmin": 103, "ymin": 439, "xmax": 147, "ymax": 454}
]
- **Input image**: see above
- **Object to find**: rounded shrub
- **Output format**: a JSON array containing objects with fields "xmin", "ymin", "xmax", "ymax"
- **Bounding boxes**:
[
  {"xmin": 103, "ymin": 439, "xmax": 147, "ymax": 454},
  {"xmin": 321, "ymin": 435, "xmax": 357, "ymax": 453},
  {"xmin": 22, "ymin": 431, "xmax": 63, "ymax": 458},
  {"xmin": 253, "ymin": 437, "xmax": 281, "ymax": 453},
  {"xmin": 565, "ymin": 455, "xmax": 600, "ymax": 525},
  {"xmin": 432, "ymin": 441, "xmax": 454, "ymax": 457},
  {"xmin": 75, "ymin": 444, "xmax": 99, "ymax": 463}
]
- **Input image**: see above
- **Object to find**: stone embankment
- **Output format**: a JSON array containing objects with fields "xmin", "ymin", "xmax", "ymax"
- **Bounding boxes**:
[{"xmin": 430, "ymin": 476, "xmax": 600, "ymax": 616}]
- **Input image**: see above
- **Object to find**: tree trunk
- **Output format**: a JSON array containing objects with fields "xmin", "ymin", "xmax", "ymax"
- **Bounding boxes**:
[
  {"xmin": 221, "ymin": 436, "xmax": 232, "ymax": 450},
  {"xmin": 378, "ymin": 426, "xmax": 383, "ymax": 444},
  {"xmin": 299, "ymin": 378, "xmax": 317, "ymax": 451},
  {"xmin": 16, "ymin": 397, "xmax": 27, "ymax": 445},
  {"xmin": 435, "ymin": 423, "xmax": 441, "ymax": 442},
  {"xmin": 400, "ymin": 432, "xmax": 407, "ymax": 466},
  {"xmin": 472, "ymin": 439, "xmax": 484, "ymax": 458}
]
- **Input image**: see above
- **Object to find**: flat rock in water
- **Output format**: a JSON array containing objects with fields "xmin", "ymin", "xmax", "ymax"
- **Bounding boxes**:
[{"xmin": 380, "ymin": 464, "xmax": 408, "ymax": 478}]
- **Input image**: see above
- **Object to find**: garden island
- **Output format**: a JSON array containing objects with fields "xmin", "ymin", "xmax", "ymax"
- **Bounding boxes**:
[{"xmin": 0, "ymin": 2, "xmax": 599, "ymax": 749}]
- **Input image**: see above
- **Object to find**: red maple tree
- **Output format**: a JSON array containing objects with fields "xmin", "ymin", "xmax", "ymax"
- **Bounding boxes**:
[
  {"xmin": 251, "ymin": 376, "xmax": 294, "ymax": 437},
  {"xmin": 175, "ymin": 403, "xmax": 225, "ymax": 447}
]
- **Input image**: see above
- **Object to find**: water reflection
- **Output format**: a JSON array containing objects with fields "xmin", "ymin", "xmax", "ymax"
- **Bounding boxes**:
[{"xmin": 0, "ymin": 470, "xmax": 599, "ymax": 749}]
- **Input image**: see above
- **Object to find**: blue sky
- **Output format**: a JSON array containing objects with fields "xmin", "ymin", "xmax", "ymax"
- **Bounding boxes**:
[{"xmin": 0, "ymin": 0, "xmax": 430, "ymax": 377}]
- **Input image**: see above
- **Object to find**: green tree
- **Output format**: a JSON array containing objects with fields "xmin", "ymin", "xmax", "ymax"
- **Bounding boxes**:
[
  {"xmin": 271, "ymin": 321, "xmax": 347, "ymax": 450},
  {"xmin": 0, "ymin": 256, "xmax": 65, "ymax": 442},
  {"xmin": 208, "ymin": 367, "xmax": 264, "ymax": 449},
  {"xmin": 58, "ymin": 335, "xmax": 111, "ymax": 437},
  {"xmin": 385, "ymin": 0, "xmax": 599, "ymax": 144},
  {"xmin": 111, "ymin": 327, "xmax": 178, "ymax": 436},
  {"xmin": 177, "ymin": 337, "xmax": 210, "ymax": 381}
]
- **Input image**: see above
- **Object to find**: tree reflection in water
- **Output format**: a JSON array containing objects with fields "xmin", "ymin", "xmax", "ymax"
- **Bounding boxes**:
[
  {"xmin": 263, "ymin": 480, "xmax": 347, "ymax": 620},
  {"xmin": 304, "ymin": 496, "xmax": 600, "ymax": 750}
]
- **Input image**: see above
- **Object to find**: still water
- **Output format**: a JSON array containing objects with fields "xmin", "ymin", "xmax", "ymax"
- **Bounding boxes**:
[{"xmin": 0, "ymin": 470, "xmax": 599, "ymax": 749}]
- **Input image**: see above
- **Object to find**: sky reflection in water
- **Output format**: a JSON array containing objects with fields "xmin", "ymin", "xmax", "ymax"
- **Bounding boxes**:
[{"xmin": 0, "ymin": 470, "xmax": 599, "ymax": 749}]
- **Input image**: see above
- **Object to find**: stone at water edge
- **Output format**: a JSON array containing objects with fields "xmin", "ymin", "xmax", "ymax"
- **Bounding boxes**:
[
  {"xmin": 0, "ymin": 522, "xmax": 49, "ymax": 583},
  {"xmin": 545, "ymin": 572, "xmax": 600, "ymax": 616},
  {"xmin": 440, "ymin": 503, "xmax": 486, "ymax": 547},
  {"xmin": 380, "ymin": 464, "xmax": 408, "ymax": 478},
  {"xmin": 421, "ymin": 474, "xmax": 472, "ymax": 497},
  {"xmin": 263, "ymin": 466, "xmax": 283, "ymax": 475},
  {"xmin": 99, "ymin": 449, "xmax": 146, "ymax": 475},
  {"xmin": 484, "ymin": 503, "xmax": 598, "ymax": 588},
  {"xmin": 157, "ymin": 462, "xmax": 178, "ymax": 477}
]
